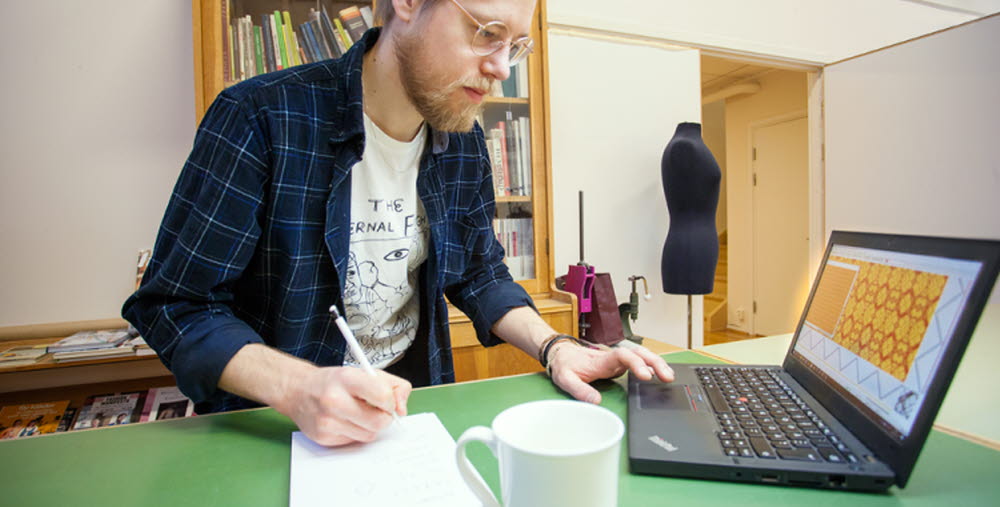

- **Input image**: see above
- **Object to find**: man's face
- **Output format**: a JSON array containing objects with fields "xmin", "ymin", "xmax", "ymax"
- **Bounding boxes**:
[{"xmin": 394, "ymin": 0, "xmax": 536, "ymax": 132}]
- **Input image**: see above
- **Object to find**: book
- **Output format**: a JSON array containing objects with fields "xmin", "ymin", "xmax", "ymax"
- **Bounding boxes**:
[
  {"xmin": 269, "ymin": 13, "xmax": 283, "ymax": 70},
  {"xmin": 0, "ymin": 400, "xmax": 70, "ymax": 439},
  {"xmin": 487, "ymin": 129, "xmax": 507, "ymax": 196},
  {"xmin": 333, "ymin": 18, "xmax": 353, "ymax": 50},
  {"xmin": 56, "ymin": 407, "xmax": 77, "ymax": 433},
  {"xmin": 0, "ymin": 344, "xmax": 48, "ymax": 368},
  {"xmin": 282, "ymin": 11, "xmax": 302, "ymax": 66},
  {"xmin": 338, "ymin": 6, "xmax": 369, "ymax": 43},
  {"xmin": 47, "ymin": 329, "xmax": 131, "ymax": 354},
  {"xmin": 253, "ymin": 25, "xmax": 265, "ymax": 75},
  {"xmin": 359, "ymin": 5, "xmax": 374, "ymax": 28},
  {"xmin": 261, "ymin": 14, "xmax": 275, "ymax": 73},
  {"xmin": 274, "ymin": 11, "xmax": 289, "ymax": 70},
  {"xmin": 72, "ymin": 392, "xmax": 147, "ymax": 430},
  {"xmin": 222, "ymin": 0, "xmax": 233, "ymax": 81},
  {"xmin": 51, "ymin": 346, "xmax": 135, "ymax": 363},
  {"xmin": 319, "ymin": 7, "xmax": 346, "ymax": 57},
  {"xmin": 135, "ymin": 248, "xmax": 151, "ymax": 291},
  {"xmin": 140, "ymin": 387, "xmax": 195, "ymax": 422}
]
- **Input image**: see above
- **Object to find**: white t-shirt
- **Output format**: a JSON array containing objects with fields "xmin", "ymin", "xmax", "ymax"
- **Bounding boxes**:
[{"xmin": 342, "ymin": 113, "xmax": 429, "ymax": 368}]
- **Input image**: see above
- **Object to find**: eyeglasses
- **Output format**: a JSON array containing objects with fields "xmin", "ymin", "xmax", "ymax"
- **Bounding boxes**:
[{"xmin": 447, "ymin": 0, "xmax": 534, "ymax": 67}]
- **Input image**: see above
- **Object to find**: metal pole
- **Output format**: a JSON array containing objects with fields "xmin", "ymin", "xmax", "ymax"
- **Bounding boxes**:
[{"xmin": 687, "ymin": 295, "xmax": 693, "ymax": 349}]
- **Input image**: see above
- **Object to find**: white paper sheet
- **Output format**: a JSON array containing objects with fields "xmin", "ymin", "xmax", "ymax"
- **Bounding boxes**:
[{"xmin": 290, "ymin": 412, "xmax": 484, "ymax": 507}]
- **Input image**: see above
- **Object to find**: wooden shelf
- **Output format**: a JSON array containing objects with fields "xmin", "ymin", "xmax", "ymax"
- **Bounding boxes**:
[{"xmin": 485, "ymin": 97, "xmax": 530, "ymax": 105}]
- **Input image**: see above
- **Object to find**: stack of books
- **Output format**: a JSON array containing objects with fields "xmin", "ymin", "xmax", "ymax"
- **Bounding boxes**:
[{"xmin": 46, "ymin": 329, "xmax": 133, "ymax": 363}]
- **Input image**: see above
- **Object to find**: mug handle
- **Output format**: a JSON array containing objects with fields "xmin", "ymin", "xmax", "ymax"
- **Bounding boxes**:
[{"xmin": 455, "ymin": 426, "xmax": 501, "ymax": 507}]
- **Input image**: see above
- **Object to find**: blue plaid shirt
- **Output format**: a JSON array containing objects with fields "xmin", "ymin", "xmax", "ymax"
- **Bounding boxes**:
[{"xmin": 123, "ymin": 28, "xmax": 533, "ymax": 413}]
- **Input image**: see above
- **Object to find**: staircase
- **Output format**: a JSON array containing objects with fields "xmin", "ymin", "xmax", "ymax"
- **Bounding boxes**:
[{"xmin": 704, "ymin": 231, "xmax": 728, "ymax": 332}]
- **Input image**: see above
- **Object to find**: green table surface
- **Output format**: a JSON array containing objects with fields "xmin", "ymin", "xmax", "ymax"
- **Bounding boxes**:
[{"xmin": 1, "ymin": 350, "xmax": 997, "ymax": 506}]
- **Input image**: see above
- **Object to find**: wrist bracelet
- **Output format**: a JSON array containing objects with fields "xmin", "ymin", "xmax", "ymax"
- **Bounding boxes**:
[{"xmin": 538, "ymin": 334, "xmax": 577, "ymax": 368}]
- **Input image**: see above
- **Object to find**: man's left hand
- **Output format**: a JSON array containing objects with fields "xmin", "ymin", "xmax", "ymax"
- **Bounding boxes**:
[{"xmin": 547, "ymin": 342, "xmax": 675, "ymax": 404}]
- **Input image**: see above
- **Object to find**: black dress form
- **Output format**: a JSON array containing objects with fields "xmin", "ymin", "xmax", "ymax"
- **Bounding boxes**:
[{"xmin": 661, "ymin": 122, "xmax": 721, "ymax": 295}]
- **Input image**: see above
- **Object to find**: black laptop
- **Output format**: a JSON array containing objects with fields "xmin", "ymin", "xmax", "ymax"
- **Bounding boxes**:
[{"xmin": 628, "ymin": 231, "xmax": 1000, "ymax": 491}]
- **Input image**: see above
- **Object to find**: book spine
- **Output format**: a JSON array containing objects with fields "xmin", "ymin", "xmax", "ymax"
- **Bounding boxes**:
[
  {"xmin": 496, "ymin": 120, "xmax": 512, "ymax": 196},
  {"xmin": 261, "ymin": 14, "xmax": 275, "ymax": 73},
  {"xmin": 297, "ymin": 28, "xmax": 314, "ymax": 63},
  {"xmin": 339, "ymin": 6, "xmax": 369, "ymax": 43},
  {"xmin": 221, "ymin": 0, "xmax": 231, "ymax": 82},
  {"xmin": 359, "ymin": 5, "xmax": 374, "ymax": 28},
  {"xmin": 268, "ymin": 15, "xmax": 282, "ymax": 70},
  {"xmin": 273, "ymin": 11, "xmax": 289, "ymax": 69},
  {"xmin": 520, "ymin": 117, "xmax": 532, "ymax": 196},
  {"xmin": 282, "ymin": 11, "xmax": 301, "ymax": 66},
  {"xmin": 243, "ymin": 16, "xmax": 255, "ymax": 78},
  {"xmin": 488, "ymin": 130, "xmax": 506, "ymax": 196},
  {"xmin": 302, "ymin": 22, "xmax": 322, "ymax": 62},
  {"xmin": 486, "ymin": 137, "xmax": 502, "ymax": 197},
  {"xmin": 319, "ymin": 7, "xmax": 345, "ymax": 57},
  {"xmin": 333, "ymin": 18, "xmax": 353, "ymax": 50},
  {"xmin": 253, "ymin": 26, "xmax": 265, "ymax": 75},
  {"xmin": 235, "ymin": 18, "xmax": 245, "ymax": 80}
]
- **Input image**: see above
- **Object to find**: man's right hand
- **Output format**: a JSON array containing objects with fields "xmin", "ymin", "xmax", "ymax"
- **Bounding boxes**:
[
  {"xmin": 280, "ymin": 366, "xmax": 412, "ymax": 446},
  {"xmin": 218, "ymin": 343, "xmax": 411, "ymax": 447}
]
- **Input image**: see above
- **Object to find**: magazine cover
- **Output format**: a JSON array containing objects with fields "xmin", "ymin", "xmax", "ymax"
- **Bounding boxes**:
[
  {"xmin": 71, "ymin": 391, "xmax": 147, "ymax": 430},
  {"xmin": 0, "ymin": 400, "xmax": 71, "ymax": 439},
  {"xmin": 140, "ymin": 386, "xmax": 195, "ymax": 422}
]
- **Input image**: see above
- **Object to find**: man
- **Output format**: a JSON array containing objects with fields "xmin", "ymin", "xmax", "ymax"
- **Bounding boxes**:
[{"xmin": 123, "ymin": 0, "xmax": 674, "ymax": 447}]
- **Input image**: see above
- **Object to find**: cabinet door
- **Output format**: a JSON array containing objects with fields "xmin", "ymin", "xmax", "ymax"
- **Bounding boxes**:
[{"xmin": 478, "ymin": 2, "xmax": 551, "ymax": 296}]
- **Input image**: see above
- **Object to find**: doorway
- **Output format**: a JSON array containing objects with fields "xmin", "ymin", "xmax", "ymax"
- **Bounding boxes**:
[{"xmin": 700, "ymin": 54, "xmax": 816, "ymax": 345}]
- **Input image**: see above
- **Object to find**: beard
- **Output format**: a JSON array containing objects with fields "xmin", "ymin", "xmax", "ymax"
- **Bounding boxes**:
[{"xmin": 394, "ymin": 30, "xmax": 493, "ymax": 133}]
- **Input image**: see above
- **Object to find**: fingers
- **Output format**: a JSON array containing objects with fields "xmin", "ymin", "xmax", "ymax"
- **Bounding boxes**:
[
  {"xmin": 629, "ymin": 345, "xmax": 676, "ymax": 382},
  {"xmin": 553, "ymin": 368, "xmax": 602, "ymax": 404},
  {"xmin": 338, "ymin": 367, "xmax": 402, "ymax": 415}
]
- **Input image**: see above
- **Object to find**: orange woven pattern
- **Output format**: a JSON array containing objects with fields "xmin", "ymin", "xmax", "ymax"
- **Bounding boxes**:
[{"xmin": 830, "ymin": 256, "xmax": 947, "ymax": 381}]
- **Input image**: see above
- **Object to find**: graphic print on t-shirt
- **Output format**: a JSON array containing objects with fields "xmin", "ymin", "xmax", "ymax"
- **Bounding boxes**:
[{"xmin": 343, "ymin": 196, "xmax": 428, "ymax": 367}]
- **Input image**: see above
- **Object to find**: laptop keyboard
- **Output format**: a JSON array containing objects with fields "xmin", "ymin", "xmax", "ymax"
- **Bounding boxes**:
[{"xmin": 695, "ymin": 366, "xmax": 859, "ymax": 464}]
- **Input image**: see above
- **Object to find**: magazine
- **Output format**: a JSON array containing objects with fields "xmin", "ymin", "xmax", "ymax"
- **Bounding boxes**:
[
  {"xmin": 140, "ymin": 386, "xmax": 195, "ymax": 422},
  {"xmin": 0, "ymin": 344, "xmax": 48, "ymax": 368},
  {"xmin": 72, "ymin": 391, "xmax": 147, "ymax": 430},
  {"xmin": 0, "ymin": 400, "xmax": 71, "ymax": 439},
  {"xmin": 47, "ymin": 329, "xmax": 131, "ymax": 354}
]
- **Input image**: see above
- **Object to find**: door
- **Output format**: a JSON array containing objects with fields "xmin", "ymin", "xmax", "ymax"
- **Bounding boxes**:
[{"xmin": 752, "ymin": 116, "xmax": 810, "ymax": 336}]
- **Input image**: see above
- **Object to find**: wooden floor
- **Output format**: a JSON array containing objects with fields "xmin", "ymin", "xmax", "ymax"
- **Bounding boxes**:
[{"xmin": 704, "ymin": 328, "xmax": 760, "ymax": 346}]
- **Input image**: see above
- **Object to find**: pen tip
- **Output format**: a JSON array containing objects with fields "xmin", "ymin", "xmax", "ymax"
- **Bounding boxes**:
[{"xmin": 328, "ymin": 305, "xmax": 339, "ymax": 317}]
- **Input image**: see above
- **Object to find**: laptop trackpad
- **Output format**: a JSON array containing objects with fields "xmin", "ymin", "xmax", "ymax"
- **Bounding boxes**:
[{"xmin": 638, "ymin": 383, "xmax": 696, "ymax": 411}]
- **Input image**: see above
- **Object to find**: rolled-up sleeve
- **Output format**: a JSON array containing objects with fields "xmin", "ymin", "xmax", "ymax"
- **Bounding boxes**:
[
  {"xmin": 122, "ymin": 90, "xmax": 270, "ymax": 403},
  {"xmin": 444, "ymin": 146, "xmax": 536, "ymax": 347}
]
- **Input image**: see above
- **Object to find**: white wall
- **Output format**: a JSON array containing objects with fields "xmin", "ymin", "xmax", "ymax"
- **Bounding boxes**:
[
  {"xmin": 0, "ymin": 1, "xmax": 195, "ymax": 326},
  {"xmin": 547, "ymin": 0, "xmax": 989, "ymax": 64},
  {"xmin": 824, "ymin": 14, "xmax": 1000, "ymax": 347},
  {"xmin": 824, "ymin": 14, "xmax": 1000, "ymax": 243},
  {"xmin": 547, "ymin": 30, "xmax": 703, "ymax": 348}
]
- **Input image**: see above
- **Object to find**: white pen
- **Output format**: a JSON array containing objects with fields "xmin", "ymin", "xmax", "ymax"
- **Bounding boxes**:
[{"xmin": 329, "ymin": 305, "xmax": 402, "ymax": 426}]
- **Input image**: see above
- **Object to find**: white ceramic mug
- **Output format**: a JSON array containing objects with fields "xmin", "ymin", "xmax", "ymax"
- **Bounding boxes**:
[{"xmin": 454, "ymin": 400, "xmax": 624, "ymax": 507}]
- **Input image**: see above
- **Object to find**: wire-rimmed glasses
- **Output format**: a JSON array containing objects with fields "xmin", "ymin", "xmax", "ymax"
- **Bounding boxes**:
[{"xmin": 447, "ymin": 0, "xmax": 535, "ymax": 66}]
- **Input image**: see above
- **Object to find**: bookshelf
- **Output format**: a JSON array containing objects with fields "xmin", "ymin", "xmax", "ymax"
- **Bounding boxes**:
[{"xmin": 190, "ymin": 0, "xmax": 575, "ymax": 380}]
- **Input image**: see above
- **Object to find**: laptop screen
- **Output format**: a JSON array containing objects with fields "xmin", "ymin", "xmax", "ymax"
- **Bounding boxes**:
[{"xmin": 790, "ymin": 243, "xmax": 983, "ymax": 441}]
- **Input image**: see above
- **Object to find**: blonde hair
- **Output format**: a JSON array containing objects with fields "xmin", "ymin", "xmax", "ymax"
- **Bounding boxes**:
[{"xmin": 374, "ymin": 0, "xmax": 442, "ymax": 28}]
